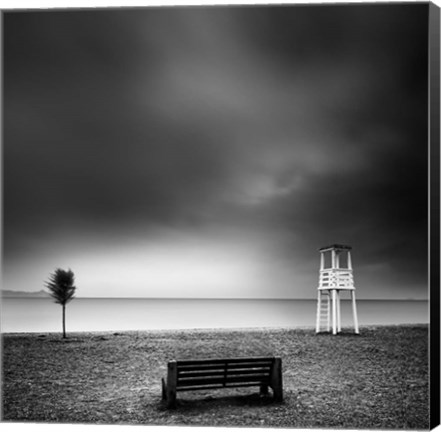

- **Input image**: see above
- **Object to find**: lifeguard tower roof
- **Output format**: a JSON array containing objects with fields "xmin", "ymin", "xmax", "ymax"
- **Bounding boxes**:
[{"xmin": 319, "ymin": 244, "xmax": 352, "ymax": 252}]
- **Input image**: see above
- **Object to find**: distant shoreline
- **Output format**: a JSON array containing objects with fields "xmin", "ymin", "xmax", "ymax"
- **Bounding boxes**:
[
  {"xmin": 1, "ymin": 322, "xmax": 429, "ymax": 336},
  {"xmin": 1, "ymin": 289, "xmax": 50, "ymax": 298},
  {"xmin": 1, "ymin": 294, "xmax": 429, "ymax": 301}
]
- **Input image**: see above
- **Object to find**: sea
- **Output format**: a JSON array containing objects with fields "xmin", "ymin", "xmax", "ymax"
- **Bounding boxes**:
[{"xmin": 0, "ymin": 298, "xmax": 429, "ymax": 334}]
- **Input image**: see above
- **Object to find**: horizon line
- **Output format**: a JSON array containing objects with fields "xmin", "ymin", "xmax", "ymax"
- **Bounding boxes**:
[{"xmin": 0, "ymin": 294, "xmax": 429, "ymax": 302}]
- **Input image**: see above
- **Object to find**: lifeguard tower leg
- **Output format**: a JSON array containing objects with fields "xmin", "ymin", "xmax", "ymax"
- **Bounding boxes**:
[
  {"xmin": 351, "ymin": 291, "xmax": 359, "ymax": 334},
  {"xmin": 336, "ymin": 290, "xmax": 341, "ymax": 333},
  {"xmin": 326, "ymin": 292, "xmax": 331, "ymax": 332},
  {"xmin": 332, "ymin": 290, "xmax": 337, "ymax": 335},
  {"xmin": 316, "ymin": 290, "xmax": 322, "ymax": 333}
]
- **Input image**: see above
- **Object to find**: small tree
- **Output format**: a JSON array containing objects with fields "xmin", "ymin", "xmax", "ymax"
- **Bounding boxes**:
[{"xmin": 45, "ymin": 268, "xmax": 76, "ymax": 338}]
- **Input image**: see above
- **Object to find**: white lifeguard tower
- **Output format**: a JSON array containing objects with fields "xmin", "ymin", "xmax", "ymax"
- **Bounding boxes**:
[{"xmin": 316, "ymin": 244, "xmax": 359, "ymax": 335}]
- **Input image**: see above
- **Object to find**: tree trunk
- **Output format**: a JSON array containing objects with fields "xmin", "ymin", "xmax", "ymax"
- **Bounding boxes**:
[{"xmin": 62, "ymin": 303, "xmax": 66, "ymax": 339}]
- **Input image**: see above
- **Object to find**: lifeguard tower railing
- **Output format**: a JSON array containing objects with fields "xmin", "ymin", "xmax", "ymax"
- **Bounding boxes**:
[{"xmin": 318, "ymin": 268, "xmax": 355, "ymax": 290}]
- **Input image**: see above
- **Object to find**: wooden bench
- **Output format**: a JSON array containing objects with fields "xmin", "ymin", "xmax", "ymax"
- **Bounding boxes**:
[{"xmin": 161, "ymin": 356, "xmax": 283, "ymax": 408}]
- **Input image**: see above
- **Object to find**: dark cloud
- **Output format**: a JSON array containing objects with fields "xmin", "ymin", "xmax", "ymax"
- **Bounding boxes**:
[{"xmin": 3, "ymin": 4, "xmax": 429, "ymax": 298}]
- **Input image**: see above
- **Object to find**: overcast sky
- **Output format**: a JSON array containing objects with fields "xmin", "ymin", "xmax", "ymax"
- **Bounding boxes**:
[{"xmin": 3, "ymin": 3, "xmax": 429, "ymax": 299}]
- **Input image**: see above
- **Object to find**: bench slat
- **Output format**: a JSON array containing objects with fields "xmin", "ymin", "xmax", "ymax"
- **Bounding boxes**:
[
  {"xmin": 176, "ymin": 357, "xmax": 275, "ymax": 366},
  {"xmin": 178, "ymin": 368, "xmax": 271, "ymax": 379},
  {"xmin": 177, "ymin": 362, "xmax": 273, "ymax": 372},
  {"xmin": 177, "ymin": 375, "xmax": 270, "ymax": 387},
  {"xmin": 177, "ymin": 382, "xmax": 267, "ymax": 392}
]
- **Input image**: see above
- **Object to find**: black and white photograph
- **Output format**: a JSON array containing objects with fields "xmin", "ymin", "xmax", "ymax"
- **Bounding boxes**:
[{"xmin": 2, "ymin": 1, "xmax": 440, "ymax": 430}]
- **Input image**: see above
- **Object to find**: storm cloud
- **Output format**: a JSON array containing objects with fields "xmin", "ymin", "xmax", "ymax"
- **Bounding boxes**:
[{"xmin": 3, "ymin": 4, "xmax": 429, "ymax": 299}]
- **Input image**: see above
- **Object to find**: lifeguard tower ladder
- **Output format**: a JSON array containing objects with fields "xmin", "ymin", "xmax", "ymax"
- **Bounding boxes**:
[{"xmin": 316, "ymin": 244, "xmax": 359, "ymax": 335}]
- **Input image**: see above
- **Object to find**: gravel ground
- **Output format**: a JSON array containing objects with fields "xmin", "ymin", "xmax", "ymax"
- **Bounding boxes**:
[{"xmin": 2, "ymin": 324, "xmax": 429, "ymax": 429}]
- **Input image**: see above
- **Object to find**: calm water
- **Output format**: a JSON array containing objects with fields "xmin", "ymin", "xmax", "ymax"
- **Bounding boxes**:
[{"xmin": 0, "ymin": 297, "xmax": 429, "ymax": 333}]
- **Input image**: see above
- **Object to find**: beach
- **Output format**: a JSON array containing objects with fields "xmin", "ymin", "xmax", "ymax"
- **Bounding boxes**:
[{"xmin": 2, "ymin": 324, "xmax": 429, "ymax": 429}]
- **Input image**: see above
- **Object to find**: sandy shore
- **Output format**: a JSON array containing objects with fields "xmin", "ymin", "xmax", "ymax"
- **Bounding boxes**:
[{"xmin": 2, "ymin": 324, "xmax": 429, "ymax": 429}]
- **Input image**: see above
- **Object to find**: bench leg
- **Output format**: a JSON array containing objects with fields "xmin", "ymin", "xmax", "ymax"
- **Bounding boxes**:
[
  {"xmin": 161, "ymin": 378, "xmax": 166, "ymax": 400},
  {"xmin": 270, "ymin": 358, "xmax": 283, "ymax": 402},
  {"xmin": 166, "ymin": 361, "xmax": 178, "ymax": 408},
  {"xmin": 260, "ymin": 384, "xmax": 269, "ymax": 396},
  {"xmin": 166, "ymin": 387, "xmax": 177, "ymax": 409}
]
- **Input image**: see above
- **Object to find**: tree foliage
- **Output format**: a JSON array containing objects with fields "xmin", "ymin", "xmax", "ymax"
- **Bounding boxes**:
[{"xmin": 46, "ymin": 268, "xmax": 76, "ymax": 305}]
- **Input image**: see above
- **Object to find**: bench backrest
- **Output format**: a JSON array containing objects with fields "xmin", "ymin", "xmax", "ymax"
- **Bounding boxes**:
[{"xmin": 170, "ymin": 357, "xmax": 277, "ymax": 392}]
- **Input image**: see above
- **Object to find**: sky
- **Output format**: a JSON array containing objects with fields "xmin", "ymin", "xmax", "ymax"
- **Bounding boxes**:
[{"xmin": 3, "ymin": 3, "xmax": 430, "ymax": 300}]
